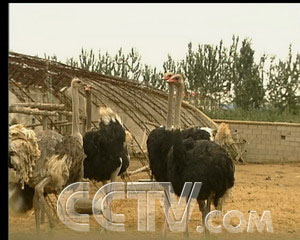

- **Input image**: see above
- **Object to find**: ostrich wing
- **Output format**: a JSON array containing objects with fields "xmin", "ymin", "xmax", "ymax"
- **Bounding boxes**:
[{"xmin": 9, "ymin": 124, "xmax": 40, "ymax": 188}]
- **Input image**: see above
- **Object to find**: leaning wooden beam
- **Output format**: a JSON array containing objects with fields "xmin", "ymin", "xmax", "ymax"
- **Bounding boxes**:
[
  {"xmin": 25, "ymin": 120, "xmax": 69, "ymax": 128},
  {"xmin": 9, "ymin": 106, "xmax": 73, "ymax": 117},
  {"xmin": 127, "ymin": 165, "xmax": 150, "ymax": 176},
  {"xmin": 9, "ymin": 106, "xmax": 58, "ymax": 116},
  {"xmin": 11, "ymin": 103, "xmax": 65, "ymax": 110},
  {"xmin": 55, "ymin": 120, "xmax": 98, "ymax": 127},
  {"xmin": 57, "ymin": 110, "xmax": 73, "ymax": 116}
]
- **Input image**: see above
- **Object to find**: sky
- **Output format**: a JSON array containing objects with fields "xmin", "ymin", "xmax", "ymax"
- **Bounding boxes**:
[{"xmin": 9, "ymin": 3, "xmax": 300, "ymax": 70}]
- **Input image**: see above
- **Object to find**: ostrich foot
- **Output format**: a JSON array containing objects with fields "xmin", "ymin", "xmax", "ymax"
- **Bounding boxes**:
[
  {"xmin": 183, "ymin": 230, "xmax": 190, "ymax": 239},
  {"xmin": 162, "ymin": 219, "xmax": 168, "ymax": 237}
]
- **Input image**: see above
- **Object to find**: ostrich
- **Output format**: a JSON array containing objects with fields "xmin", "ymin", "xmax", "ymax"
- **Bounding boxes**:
[
  {"xmin": 83, "ymin": 106, "xmax": 130, "ymax": 184},
  {"xmin": 146, "ymin": 72, "xmax": 199, "ymax": 235},
  {"xmin": 82, "ymin": 106, "xmax": 130, "ymax": 219},
  {"xmin": 30, "ymin": 78, "xmax": 86, "ymax": 232},
  {"xmin": 147, "ymin": 73, "xmax": 217, "ymax": 182},
  {"xmin": 9, "ymin": 102, "xmax": 64, "ymax": 215},
  {"xmin": 80, "ymin": 82, "xmax": 131, "ymax": 186},
  {"xmin": 9, "ymin": 123, "xmax": 40, "ymax": 214},
  {"xmin": 147, "ymin": 72, "xmax": 174, "ymax": 179},
  {"xmin": 146, "ymin": 72, "xmax": 184, "ymax": 235},
  {"xmin": 166, "ymin": 74, "xmax": 235, "ymax": 237},
  {"xmin": 9, "ymin": 118, "xmax": 64, "ymax": 217},
  {"xmin": 163, "ymin": 72, "xmax": 217, "ymax": 141}
]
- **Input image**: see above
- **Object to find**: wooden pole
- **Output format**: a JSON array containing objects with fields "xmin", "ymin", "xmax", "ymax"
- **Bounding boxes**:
[
  {"xmin": 42, "ymin": 92, "xmax": 48, "ymax": 130},
  {"xmin": 11, "ymin": 103, "xmax": 65, "ymax": 110},
  {"xmin": 42, "ymin": 116, "xmax": 47, "ymax": 130},
  {"xmin": 127, "ymin": 166, "xmax": 150, "ymax": 176},
  {"xmin": 25, "ymin": 119, "xmax": 69, "ymax": 128},
  {"xmin": 9, "ymin": 106, "xmax": 72, "ymax": 116},
  {"xmin": 9, "ymin": 106, "xmax": 58, "ymax": 116}
]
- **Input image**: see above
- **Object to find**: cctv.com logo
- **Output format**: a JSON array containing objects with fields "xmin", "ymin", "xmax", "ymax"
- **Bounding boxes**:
[{"xmin": 57, "ymin": 182, "xmax": 274, "ymax": 234}]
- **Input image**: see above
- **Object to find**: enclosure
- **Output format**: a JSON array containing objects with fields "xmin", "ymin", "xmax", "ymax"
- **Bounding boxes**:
[{"xmin": 8, "ymin": 52, "xmax": 300, "ymax": 240}]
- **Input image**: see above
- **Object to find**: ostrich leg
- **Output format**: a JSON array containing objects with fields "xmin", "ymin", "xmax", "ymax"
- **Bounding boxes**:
[
  {"xmin": 197, "ymin": 194, "xmax": 213, "ymax": 238},
  {"xmin": 184, "ymin": 197, "xmax": 190, "ymax": 238},
  {"xmin": 162, "ymin": 190, "xmax": 170, "ymax": 237},
  {"xmin": 216, "ymin": 197, "xmax": 224, "ymax": 218},
  {"xmin": 34, "ymin": 177, "xmax": 55, "ymax": 232},
  {"xmin": 197, "ymin": 199, "xmax": 209, "ymax": 238},
  {"xmin": 107, "ymin": 158, "xmax": 123, "ymax": 222},
  {"xmin": 204, "ymin": 194, "xmax": 213, "ymax": 239},
  {"xmin": 120, "ymin": 171, "xmax": 128, "ymax": 195},
  {"xmin": 33, "ymin": 197, "xmax": 42, "ymax": 232},
  {"xmin": 40, "ymin": 209, "xmax": 46, "ymax": 224}
]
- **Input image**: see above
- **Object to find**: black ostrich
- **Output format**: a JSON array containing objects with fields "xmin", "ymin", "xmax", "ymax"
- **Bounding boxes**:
[
  {"xmin": 147, "ymin": 72, "xmax": 175, "ymax": 183},
  {"xmin": 83, "ymin": 106, "xmax": 130, "ymax": 184},
  {"xmin": 147, "ymin": 72, "xmax": 208, "ymax": 235},
  {"xmin": 168, "ymin": 74, "xmax": 235, "ymax": 237},
  {"xmin": 147, "ymin": 74, "xmax": 235, "ymax": 237},
  {"xmin": 147, "ymin": 73, "xmax": 217, "ymax": 183}
]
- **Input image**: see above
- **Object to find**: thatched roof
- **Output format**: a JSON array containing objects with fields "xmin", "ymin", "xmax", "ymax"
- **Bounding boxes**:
[{"xmin": 9, "ymin": 52, "xmax": 219, "ymax": 161}]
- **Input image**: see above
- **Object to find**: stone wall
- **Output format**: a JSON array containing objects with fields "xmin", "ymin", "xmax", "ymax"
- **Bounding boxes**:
[{"xmin": 214, "ymin": 119, "xmax": 300, "ymax": 163}]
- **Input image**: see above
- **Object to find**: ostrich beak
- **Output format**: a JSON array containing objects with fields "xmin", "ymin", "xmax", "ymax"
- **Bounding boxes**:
[
  {"xmin": 84, "ymin": 84, "xmax": 92, "ymax": 91},
  {"xmin": 167, "ymin": 78, "xmax": 177, "ymax": 83}
]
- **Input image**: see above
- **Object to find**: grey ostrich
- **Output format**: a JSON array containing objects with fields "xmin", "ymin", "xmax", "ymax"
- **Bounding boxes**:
[{"xmin": 31, "ymin": 78, "xmax": 86, "ymax": 232}]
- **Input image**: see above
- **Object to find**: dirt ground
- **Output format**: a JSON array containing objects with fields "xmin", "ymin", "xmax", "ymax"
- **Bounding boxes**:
[{"xmin": 9, "ymin": 160, "xmax": 300, "ymax": 240}]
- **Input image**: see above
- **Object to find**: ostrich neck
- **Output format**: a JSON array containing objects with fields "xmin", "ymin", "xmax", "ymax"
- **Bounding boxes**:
[
  {"xmin": 174, "ymin": 84, "xmax": 184, "ymax": 129},
  {"xmin": 166, "ymin": 84, "xmax": 175, "ymax": 130},
  {"xmin": 72, "ymin": 86, "xmax": 80, "ymax": 136}
]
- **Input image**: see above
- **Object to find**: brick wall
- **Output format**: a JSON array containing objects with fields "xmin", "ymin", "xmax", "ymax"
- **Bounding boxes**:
[{"xmin": 214, "ymin": 119, "xmax": 300, "ymax": 163}]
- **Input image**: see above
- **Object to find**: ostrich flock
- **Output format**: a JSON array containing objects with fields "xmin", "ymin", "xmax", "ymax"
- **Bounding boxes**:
[{"xmin": 8, "ymin": 73, "xmax": 235, "ymax": 237}]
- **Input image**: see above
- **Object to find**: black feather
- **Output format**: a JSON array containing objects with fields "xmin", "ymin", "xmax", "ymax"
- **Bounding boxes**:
[
  {"xmin": 83, "ymin": 119, "xmax": 129, "ymax": 181},
  {"xmin": 147, "ymin": 126, "xmax": 235, "ymax": 208}
]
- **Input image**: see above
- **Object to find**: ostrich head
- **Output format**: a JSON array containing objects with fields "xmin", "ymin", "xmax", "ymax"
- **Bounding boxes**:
[
  {"xmin": 167, "ymin": 73, "xmax": 184, "ymax": 86},
  {"xmin": 84, "ymin": 84, "xmax": 92, "ymax": 91},
  {"xmin": 71, "ymin": 78, "xmax": 85, "ymax": 89},
  {"xmin": 162, "ymin": 72, "xmax": 174, "ymax": 81}
]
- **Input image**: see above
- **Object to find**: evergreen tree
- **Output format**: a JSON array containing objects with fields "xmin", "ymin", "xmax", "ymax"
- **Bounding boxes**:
[
  {"xmin": 267, "ymin": 45, "xmax": 300, "ymax": 114},
  {"xmin": 232, "ymin": 39, "xmax": 265, "ymax": 110}
]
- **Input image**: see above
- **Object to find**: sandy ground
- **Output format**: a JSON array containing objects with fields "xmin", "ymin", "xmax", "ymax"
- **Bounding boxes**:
[{"xmin": 9, "ymin": 160, "xmax": 300, "ymax": 240}]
